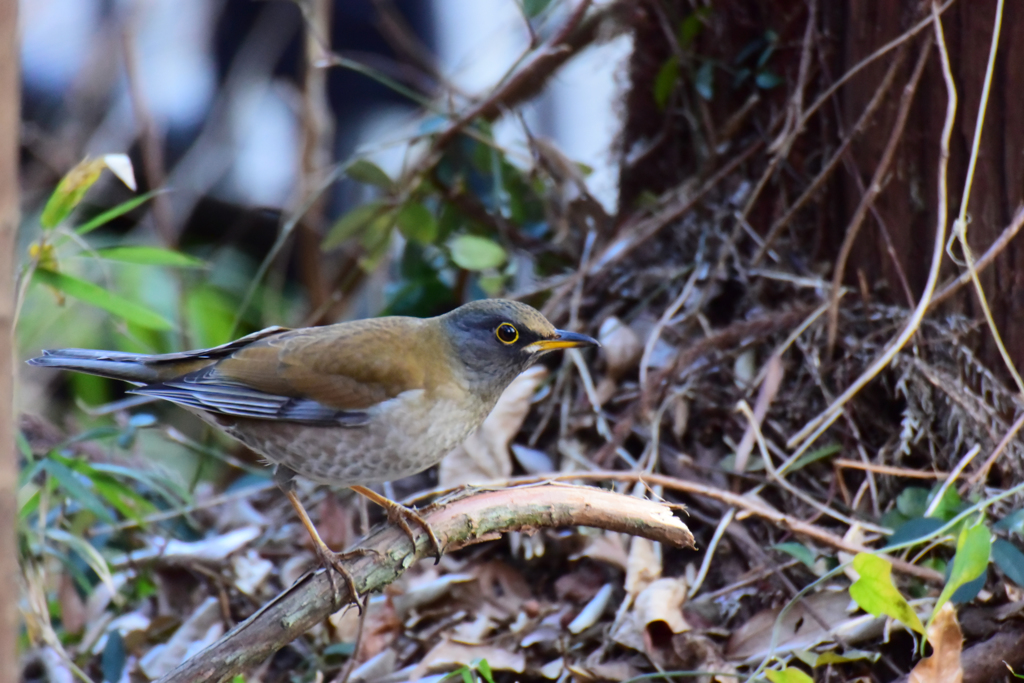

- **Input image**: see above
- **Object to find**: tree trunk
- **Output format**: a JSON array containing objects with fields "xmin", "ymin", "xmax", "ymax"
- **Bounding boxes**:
[{"xmin": 617, "ymin": 0, "xmax": 1024, "ymax": 372}]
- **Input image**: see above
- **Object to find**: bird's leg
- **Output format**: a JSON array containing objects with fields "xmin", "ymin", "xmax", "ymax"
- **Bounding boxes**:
[
  {"xmin": 349, "ymin": 485, "xmax": 443, "ymax": 564},
  {"xmin": 275, "ymin": 467, "xmax": 365, "ymax": 610}
]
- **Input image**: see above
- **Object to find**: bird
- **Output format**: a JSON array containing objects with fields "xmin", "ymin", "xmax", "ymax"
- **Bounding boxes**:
[{"xmin": 28, "ymin": 298, "xmax": 598, "ymax": 605}]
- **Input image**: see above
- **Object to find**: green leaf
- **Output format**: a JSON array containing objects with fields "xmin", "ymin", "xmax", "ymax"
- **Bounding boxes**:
[
  {"xmin": 459, "ymin": 666, "xmax": 474, "ymax": 683},
  {"xmin": 522, "ymin": 0, "xmax": 553, "ymax": 18},
  {"xmin": 186, "ymin": 286, "xmax": 236, "ymax": 349},
  {"xmin": 885, "ymin": 517, "xmax": 946, "ymax": 549},
  {"xmin": 475, "ymin": 659, "xmax": 494, "ymax": 683},
  {"xmin": 42, "ymin": 458, "xmax": 115, "ymax": 523},
  {"xmin": 926, "ymin": 486, "xmax": 964, "ymax": 521},
  {"xmin": 793, "ymin": 648, "xmax": 879, "ymax": 667},
  {"xmin": 346, "ymin": 159, "xmax": 394, "ymax": 189},
  {"xmin": 46, "ymin": 528, "xmax": 116, "ymax": 595},
  {"xmin": 654, "ymin": 58, "xmax": 680, "ymax": 110},
  {"xmin": 695, "ymin": 60, "xmax": 715, "ymax": 100},
  {"xmin": 323, "ymin": 642, "xmax": 355, "ymax": 658},
  {"xmin": 765, "ymin": 668, "xmax": 813, "ymax": 683},
  {"xmin": 323, "ymin": 201, "xmax": 389, "ymax": 251},
  {"xmin": 75, "ymin": 190, "xmax": 161, "ymax": 235},
  {"xmin": 896, "ymin": 487, "xmax": 929, "ymax": 518},
  {"xmin": 756, "ymin": 70, "xmax": 784, "ymax": 89},
  {"xmin": 41, "ymin": 155, "xmax": 136, "ymax": 229},
  {"xmin": 787, "ymin": 443, "xmax": 842, "ymax": 472},
  {"xmin": 993, "ymin": 539, "xmax": 1024, "ymax": 587},
  {"xmin": 677, "ymin": 10, "xmax": 707, "ymax": 48},
  {"xmin": 90, "ymin": 246, "xmax": 203, "ymax": 267},
  {"xmin": 34, "ymin": 268, "xmax": 174, "ymax": 331},
  {"xmin": 933, "ymin": 523, "xmax": 991, "ymax": 620},
  {"xmin": 995, "ymin": 508, "xmax": 1024, "ymax": 535},
  {"xmin": 449, "ymin": 235, "xmax": 506, "ymax": 271},
  {"xmin": 773, "ymin": 542, "xmax": 816, "ymax": 569},
  {"xmin": 849, "ymin": 553, "xmax": 925, "ymax": 634},
  {"xmin": 358, "ymin": 211, "xmax": 398, "ymax": 271},
  {"xmin": 396, "ymin": 202, "xmax": 438, "ymax": 244}
]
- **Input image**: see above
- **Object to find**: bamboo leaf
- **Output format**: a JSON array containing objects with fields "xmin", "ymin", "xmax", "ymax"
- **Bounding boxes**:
[
  {"xmin": 76, "ymin": 190, "xmax": 162, "ymax": 235},
  {"xmin": 41, "ymin": 155, "xmax": 137, "ymax": 229},
  {"xmin": 90, "ymin": 246, "xmax": 203, "ymax": 268},
  {"xmin": 34, "ymin": 268, "xmax": 174, "ymax": 331}
]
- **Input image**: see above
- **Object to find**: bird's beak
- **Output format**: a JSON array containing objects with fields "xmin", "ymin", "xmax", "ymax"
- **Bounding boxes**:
[{"xmin": 525, "ymin": 329, "xmax": 600, "ymax": 353}]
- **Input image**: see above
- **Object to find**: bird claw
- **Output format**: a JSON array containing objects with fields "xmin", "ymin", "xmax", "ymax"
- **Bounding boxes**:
[
  {"xmin": 385, "ymin": 504, "xmax": 444, "ymax": 564},
  {"xmin": 313, "ymin": 545, "xmax": 367, "ymax": 613}
]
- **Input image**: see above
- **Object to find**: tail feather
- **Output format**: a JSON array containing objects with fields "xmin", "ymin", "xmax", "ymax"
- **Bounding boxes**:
[
  {"xmin": 27, "ymin": 326, "xmax": 291, "ymax": 386},
  {"xmin": 27, "ymin": 350, "xmax": 161, "ymax": 384}
]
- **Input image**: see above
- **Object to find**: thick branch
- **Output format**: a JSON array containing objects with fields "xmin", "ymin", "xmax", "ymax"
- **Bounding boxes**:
[{"xmin": 156, "ymin": 484, "xmax": 695, "ymax": 683}]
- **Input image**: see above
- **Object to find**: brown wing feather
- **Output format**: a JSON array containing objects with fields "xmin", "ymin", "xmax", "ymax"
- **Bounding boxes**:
[{"xmin": 209, "ymin": 317, "xmax": 449, "ymax": 411}]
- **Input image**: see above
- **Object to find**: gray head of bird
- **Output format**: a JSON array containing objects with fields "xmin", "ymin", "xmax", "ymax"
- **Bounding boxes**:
[{"xmin": 439, "ymin": 299, "xmax": 598, "ymax": 400}]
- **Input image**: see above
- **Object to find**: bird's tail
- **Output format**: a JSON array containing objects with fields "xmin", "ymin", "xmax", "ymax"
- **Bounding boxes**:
[
  {"xmin": 26, "ymin": 349, "xmax": 166, "ymax": 385},
  {"xmin": 27, "ymin": 326, "xmax": 292, "ymax": 385}
]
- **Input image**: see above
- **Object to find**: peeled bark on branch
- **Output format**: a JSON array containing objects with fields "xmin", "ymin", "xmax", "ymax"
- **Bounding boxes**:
[{"xmin": 156, "ymin": 483, "xmax": 696, "ymax": 683}]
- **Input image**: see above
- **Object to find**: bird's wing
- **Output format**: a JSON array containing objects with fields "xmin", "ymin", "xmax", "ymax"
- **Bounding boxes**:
[{"xmin": 133, "ymin": 317, "xmax": 447, "ymax": 426}]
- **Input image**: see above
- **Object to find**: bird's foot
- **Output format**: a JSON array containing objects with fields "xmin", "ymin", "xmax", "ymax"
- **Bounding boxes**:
[
  {"xmin": 349, "ymin": 485, "xmax": 444, "ymax": 564},
  {"xmin": 386, "ymin": 503, "xmax": 444, "ymax": 565},
  {"xmin": 312, "ymin": 545, "xmax": 372, "ymax": 612}
]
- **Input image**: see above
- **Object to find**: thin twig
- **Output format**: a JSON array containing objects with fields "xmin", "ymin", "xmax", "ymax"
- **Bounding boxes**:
[
  {"xmin": 753, "ymin": 42, "xmax": 909, "ymax": 265},
  {"xmin": 928, "ymin": 205, "xmax": 1024, "ymax": 309},
  {"xmin": 945, "ymin": 0, "xmax": 1022, "ymax": 395}
]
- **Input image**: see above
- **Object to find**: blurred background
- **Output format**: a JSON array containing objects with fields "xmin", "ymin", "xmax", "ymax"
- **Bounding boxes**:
[{"xmin": 17, "ymin": 0, "xmax": 630, "ymax": 462}]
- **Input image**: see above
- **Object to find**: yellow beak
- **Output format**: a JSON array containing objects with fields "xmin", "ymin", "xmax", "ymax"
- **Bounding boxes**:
[{"xmin": 525, "ymin": 329, "xmax": 600, "ymax": 353}]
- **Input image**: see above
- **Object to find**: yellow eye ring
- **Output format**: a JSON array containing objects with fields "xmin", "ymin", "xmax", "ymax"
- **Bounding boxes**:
[{"xmin": 496, "ymin": 323, "xmax": 519, "ymax": 345}]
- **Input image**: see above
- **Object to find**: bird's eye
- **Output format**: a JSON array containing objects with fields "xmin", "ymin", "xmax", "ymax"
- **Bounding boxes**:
[{"xmin": 496, "ymin": 323, "xmax": 519, "ymax": 345}]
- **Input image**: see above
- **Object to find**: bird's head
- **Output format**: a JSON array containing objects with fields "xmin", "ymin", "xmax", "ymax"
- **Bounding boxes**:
[{"xmin": 438, "ymin": 299, "xmax": 598, "ymax": 399}]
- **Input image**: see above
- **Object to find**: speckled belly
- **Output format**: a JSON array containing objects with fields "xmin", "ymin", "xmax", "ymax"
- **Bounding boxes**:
[{"xmin": 205, "ymin": 391, "xmax": 491, "ymax": 486}]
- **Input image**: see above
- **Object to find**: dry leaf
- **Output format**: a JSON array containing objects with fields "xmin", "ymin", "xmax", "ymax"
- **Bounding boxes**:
[
  {"xmin": 671, "ymin": 632, "xmax": 738, "ymax": 683},
  {"xmin": 416, "ymin": 639, "xmax": 525, "ymax": 678},
  {"xmin": 573, "ymin": 532, "xmax": 629, "ymax": 571},
  {"xmin": 139, "ymin": 597, "xmax": 222, "ymax": 678},
  {"xmin": 909, "ymin": 603, "xmax": 963, "ymax": 683},
  {"xmin": 625, "ymin": 536, "xmax": 662, "ymax": 597},
  {"xmin": 568, "ymin": 583, "xmax": 614, "ymax": 633},
  {"xmin": 439, "ymin": 366, "xmax": 548, "ymax": 487},
  {"xmin": 599, "ymin": 316, "xmax": 643, "ymax": 377},
  {"xmin": 232, "ymin": 549, "xmax": 273, "ymax": 596},
  {"xmin": 635, "ymin": 577, "xmax": 690, "ymax": 635},
  {"xmin": 726, "ymin": 590, "xmax": 853, "ymax": 661}
]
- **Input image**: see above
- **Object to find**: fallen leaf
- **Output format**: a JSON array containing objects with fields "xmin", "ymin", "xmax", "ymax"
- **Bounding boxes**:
[
  {"xmin": 625, "ymin": 536, "xmax": 662, "ymax": 597},
  {"xmin": 232, "ymin": 549, "xmax": 274, "ymax": 596},
  {"xmin": 416, "ymin": 639, "xmax": 525, "ymax": 678},
  {"xmin": 635, "ymin": 577, "xmax": 690, "ymax": 635},
  {"xmin": 569, "ymin": 583, "xmax": 614, "ymax": 633},
  {"xmin": 671, "ymin": 632, "xmax": 738, "ymax": 683},
  {"xmin": 138, "ymin": 597, "xmax": 222, "ymax": 679},
  {"xmin": 599, "ymin": 316, "xmax": 643, "ymax": 377},
  {"xmin": 572, "ymin": 532, "xmax": 629, "ymax": 571},
  {"xmin": 909, "ymin": 603, "xmax": 963, "ymax": 683},
  {"xmin": 726, "ymin": 589, "xmax": 854, "ymax": 661},
  {"xmin": 439, "ymin": 366, "xmax": 548, "ymax": 487}
]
